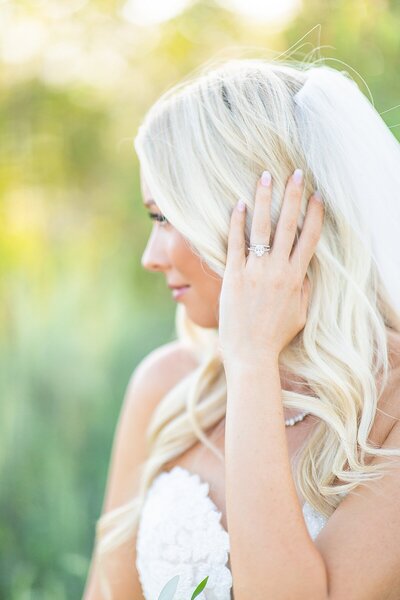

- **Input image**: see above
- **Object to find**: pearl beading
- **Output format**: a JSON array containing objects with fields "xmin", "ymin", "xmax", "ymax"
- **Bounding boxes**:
[{"xmin": 284, "ymin": 410, "xmax": 310, "ymax": 427}]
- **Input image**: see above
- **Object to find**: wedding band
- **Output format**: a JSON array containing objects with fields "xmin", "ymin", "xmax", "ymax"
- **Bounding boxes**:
[{"xmin": 247, "ymin": 244, "xmax": 271, "ymax": 257}]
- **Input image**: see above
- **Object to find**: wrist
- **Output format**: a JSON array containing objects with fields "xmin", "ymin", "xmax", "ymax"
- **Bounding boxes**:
[{"xmin": 222, "ymin": 351, "xmax": 281, "ymax": 375}]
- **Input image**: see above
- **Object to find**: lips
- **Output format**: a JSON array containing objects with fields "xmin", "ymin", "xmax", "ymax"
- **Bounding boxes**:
[{"xmin": 171, "ymin": 286, "xmax": 190, "ymax": 300}]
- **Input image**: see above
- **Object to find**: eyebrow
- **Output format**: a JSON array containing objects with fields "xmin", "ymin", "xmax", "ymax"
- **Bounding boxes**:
[{"xmin": 143, "ymin": 198, "xmax": 156, "ymax": 207}]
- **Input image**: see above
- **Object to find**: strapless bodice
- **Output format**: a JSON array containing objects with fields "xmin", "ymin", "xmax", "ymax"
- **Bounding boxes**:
[{"xmin": 136, "ymin": 465, "xmax": 329, "ymax": 599}]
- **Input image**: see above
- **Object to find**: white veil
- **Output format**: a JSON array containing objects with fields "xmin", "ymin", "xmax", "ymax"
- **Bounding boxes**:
[{"xmin": 293, "ymin": 66, "xmax": 400, "ymax": 326}]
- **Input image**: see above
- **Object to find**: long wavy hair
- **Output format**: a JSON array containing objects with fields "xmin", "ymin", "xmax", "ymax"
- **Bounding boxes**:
[{"xmin": 93, "ymin": 56, "xmax": 400, "ymax": 598}]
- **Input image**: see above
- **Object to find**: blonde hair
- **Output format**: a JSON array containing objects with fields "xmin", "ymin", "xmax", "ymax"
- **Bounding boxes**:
[{"xmin": 93, "ymin": 56, "xmax": 400, "ymax": 598}]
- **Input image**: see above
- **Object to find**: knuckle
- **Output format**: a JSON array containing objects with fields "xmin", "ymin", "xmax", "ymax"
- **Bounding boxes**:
[
  {"xmin": 284, "ymin": 218, "xmax": 297, "ymax": 233},
  {"xmin": 312, "ymin": 193, "xmax": 324, "ymax": 207},
  {"xmin": 308, "ymin": 227, "xmax": 321, "ymax": 244},
  {"xmin": 310, "ymin": 198, "xmax": 324, "ymax": 217},
  {"xmin": 250, "ymin": 276, "xmax": 258, "ymax": 290},
  {"xmin": 295, "ymin": 278, "xmax": 304, "ymax": 292},
  {"xmin": 252, "ymin": 226, "xmax": 269, "ymax": 242},
  {"xmin": 272, "ymin": 272, "xmax": 286, "ymax": 289},
  {"xmin": 291, "ymin": 276, "xmax": 301, "ymax": 291}
]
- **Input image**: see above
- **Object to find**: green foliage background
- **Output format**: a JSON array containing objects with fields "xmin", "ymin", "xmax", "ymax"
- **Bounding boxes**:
[{"xmin": 1, "ymin": 0, "xmax": 399, "ymax": 597}]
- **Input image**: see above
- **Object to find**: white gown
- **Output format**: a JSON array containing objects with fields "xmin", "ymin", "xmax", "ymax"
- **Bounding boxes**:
[{"xmin": 136, "ymin": 465, "xmax": 331, "ymax": 599}]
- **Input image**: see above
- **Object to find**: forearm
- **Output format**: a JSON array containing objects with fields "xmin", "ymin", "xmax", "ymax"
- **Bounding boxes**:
[{"xmin": 224, "ymin": 357, "xmax": 328, "ymax": 600}]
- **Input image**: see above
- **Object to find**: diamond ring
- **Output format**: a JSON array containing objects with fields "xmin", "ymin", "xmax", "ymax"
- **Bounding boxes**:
[{"xmin": 247, "ymin": 244, "xmax": 271, "ymax": 257}]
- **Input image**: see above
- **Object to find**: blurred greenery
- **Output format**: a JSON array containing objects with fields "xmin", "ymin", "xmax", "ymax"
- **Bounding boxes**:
[{"xmin": 1, "ymin": 0, "xmax": 399, "ymax": 598}]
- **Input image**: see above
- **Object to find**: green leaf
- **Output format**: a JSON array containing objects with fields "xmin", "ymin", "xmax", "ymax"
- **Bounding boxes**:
[
  {"xmin": 191, "ymin": 576, "xmax": 209, "ymax": 599},
  {"xmin": 157, "ymin": 575, "xmax": 180, "ymax": 600}
]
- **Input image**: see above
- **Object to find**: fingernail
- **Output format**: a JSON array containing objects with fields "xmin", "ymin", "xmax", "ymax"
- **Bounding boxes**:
[
  {"xmin": 261, "ymin": 170, "xmax": 271, "ymax": 187},
  {"xmin": 237, "ymin": 198, "xmax": 246, "ymax": 212},
  {"xmin": 313, "ymin": 190, "xmax": 323, "ymax": 202},
  {"xmin": 293, "ymin": 168, "xmax": 303, "ymax": 185}
]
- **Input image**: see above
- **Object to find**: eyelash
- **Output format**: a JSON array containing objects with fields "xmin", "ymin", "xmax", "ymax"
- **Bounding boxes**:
[{"xmin": 148, "ymin": 212, "xmax": 169, "ymax": 226}]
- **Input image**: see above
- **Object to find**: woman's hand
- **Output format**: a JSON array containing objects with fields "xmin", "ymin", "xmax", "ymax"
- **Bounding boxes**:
[{"xmin": 218, "ymin": 168, "xmax": 324, "ymax": 367}]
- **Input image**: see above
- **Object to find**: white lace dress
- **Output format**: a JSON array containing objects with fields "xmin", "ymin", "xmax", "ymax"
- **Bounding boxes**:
[{"xmin": 136, "ymin": 465, "xmax": 331, "ymax": 599}]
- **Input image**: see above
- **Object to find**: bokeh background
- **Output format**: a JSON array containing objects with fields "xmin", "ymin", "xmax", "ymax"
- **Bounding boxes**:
[{"xmin": 1, "ymin": 0, "xmax": 400, "ymax": 598}]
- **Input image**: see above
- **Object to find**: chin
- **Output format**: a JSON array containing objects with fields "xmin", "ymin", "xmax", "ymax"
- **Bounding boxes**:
[{"xmin": 186, "ymin": 307, "xmax": 219, "ymax": 329}]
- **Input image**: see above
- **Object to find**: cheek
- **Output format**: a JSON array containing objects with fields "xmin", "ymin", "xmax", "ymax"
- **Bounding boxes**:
[
  {"xmin": 171, "ymin": 233, "xmax": 222, "ymax": 295},
  {"xmin": 170, "ymin": 234, "xmax": 197, "ymax": 267},
  {"xmin": 202, "ymin": 263, "xmax": 223, "ymax": 297}
]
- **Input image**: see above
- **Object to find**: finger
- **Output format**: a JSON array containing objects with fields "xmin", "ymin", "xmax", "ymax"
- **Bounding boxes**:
[
  {"xmin": 225, "ymin": 198, "xmax": 247, "ymax": 272},
  {"xmin": 302, "ymin": 273, "xmax": 311, "ymax": 300},
  {"xmin": 272, "ymin": 169, "xmax": 304, "ymax": 259},
  {"xmin": 291, "ymin": 192, "xmax": 324, "ymax": 279},
  {"xmin": 301, "ymin": 274, "xmax": 311, "ymax": 321},
  {"xmin": 249, "ymin": 170, "xmax": 272, "ymax": 249}
]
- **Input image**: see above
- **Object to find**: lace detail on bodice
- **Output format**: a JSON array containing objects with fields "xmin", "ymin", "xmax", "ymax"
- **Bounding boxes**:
[{"xmin": 136, "ymin": 466, "xmax": 329, "ymax": 599}]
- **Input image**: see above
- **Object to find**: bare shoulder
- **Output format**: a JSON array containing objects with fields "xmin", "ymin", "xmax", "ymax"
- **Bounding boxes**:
[
  {"xmin": 82, "ymin": 340, "xmax": 200, "ymax": 600},
  {"xmin": 117, "ymin": 339, "xmax": 201, "ymax": 476},
  {"xmin": 126, "ymin": 339, "xmax": 200, "ymax": 413}
]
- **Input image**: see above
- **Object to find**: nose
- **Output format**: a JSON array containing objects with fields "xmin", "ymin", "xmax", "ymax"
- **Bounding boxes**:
[{"xmin": 141, "ymin": 228, "xmax": 170, "ymax": 273}]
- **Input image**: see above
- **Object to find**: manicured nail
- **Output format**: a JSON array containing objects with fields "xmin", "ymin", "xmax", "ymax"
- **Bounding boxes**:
[
  {"xmin": 293, "ymin": 168, "xmax": 303, "ymax": 185},
  {"xmin": 313, "ymin": 190, "xmax": 323, "ymax": 202},
  {"xmin": 261, "ymin": 170, "xmax": 271, "ymax": 187},
  {"xmin": 237, "ymin": 198, "xmax": 246, "ymax": 212}
]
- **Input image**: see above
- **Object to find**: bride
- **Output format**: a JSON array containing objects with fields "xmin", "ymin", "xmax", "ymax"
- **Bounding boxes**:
[{"xmin": 83, "ymin": 57, "xmax": 400, "ymax": 599}]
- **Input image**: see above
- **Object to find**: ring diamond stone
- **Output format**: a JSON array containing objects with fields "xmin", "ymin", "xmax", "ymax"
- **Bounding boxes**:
[{"xmin": 248, "ymin": 244, "xmax": 271, "ymax": 257}]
